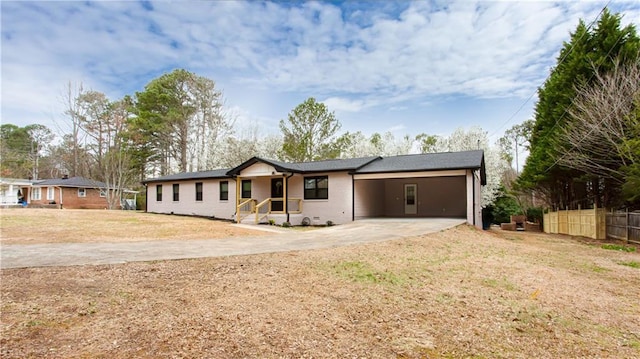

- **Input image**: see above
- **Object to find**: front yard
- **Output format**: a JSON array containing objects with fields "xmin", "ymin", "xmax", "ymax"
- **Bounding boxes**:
[
  {"xmin": 0, "ymin": 208, "xmax": 267, "ymax": 244},
  {"xmin": 1, "ymin": 209, "xmax": 639, "ymax": 358}
]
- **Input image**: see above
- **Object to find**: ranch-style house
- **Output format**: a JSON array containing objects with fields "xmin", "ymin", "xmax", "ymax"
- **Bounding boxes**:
[
  {"xmin": 142, "ymin": 150, "xmax": 487, "ymax": 228},
  {"xmin": 0, "ymin": 176, "xmax": 138, "ymax": 209}
]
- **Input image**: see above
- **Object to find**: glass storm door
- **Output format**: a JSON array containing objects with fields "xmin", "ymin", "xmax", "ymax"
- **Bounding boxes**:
[
  {"xmin": 271, "ymin": 178, "xmax": 284, "ymax": 212},
  {"xmin": 404, "ymin": 184, "xmax": 417, "ymax": 215}
]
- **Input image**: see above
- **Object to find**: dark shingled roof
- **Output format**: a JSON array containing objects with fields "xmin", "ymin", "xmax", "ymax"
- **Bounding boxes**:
[
  {"xmin": 142, "ymin": 169, "xmax": 231, "ymax": 184},
  {"xmin": 34, "ymin": 176, "xmax": 108, "ymax": 188},
  {"xmin": 226, "ymin": 156, "xmax": 380, "ymax": 176},
  {"xmin": 293, "ymin": 156, "xmax": 381, "ymax": 172},
  {"xmin": 356, "ymin": 150, "xmax": 486, "ymax": 185},
  {"xmin": 142, "ymin": 150, "xmax": 486, "ymax": 185},
  {"xmin": 356, "ymin": 150, "xmax": 483, "ymax": 172}
]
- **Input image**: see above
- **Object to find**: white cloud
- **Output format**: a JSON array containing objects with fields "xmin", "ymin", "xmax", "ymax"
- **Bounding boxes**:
[
  {"xmin": 1, "ymin": 0, "xmax": 637, "ymax": 139},
  {"xmin": 321, "ymin": 97, "xmax": 368, "ymax": 112}
]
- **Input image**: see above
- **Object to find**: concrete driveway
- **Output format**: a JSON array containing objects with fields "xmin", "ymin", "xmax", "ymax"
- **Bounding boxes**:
[{"xmin": 0, "ymin": 218, "xmax": 465, "ymax": 269}]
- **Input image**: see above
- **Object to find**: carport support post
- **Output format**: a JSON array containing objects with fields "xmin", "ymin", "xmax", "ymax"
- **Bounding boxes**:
[
  {"xmin": 466, "ymin": 170, "xmax": 474, "ymax": 226},
  {"xmin": 284, "ymin": 172, "xmax": 294, "ymax": 223},
  {"xmin": 235, "ymin": 176, "xmax": 242, "ymax": 223},
  {"xmin": 283, "ymin": 174, "xmax": 287, "ymax": 221}
]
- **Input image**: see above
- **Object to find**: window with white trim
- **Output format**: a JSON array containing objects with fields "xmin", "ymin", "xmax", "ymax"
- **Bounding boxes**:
[
  {"xmin": 31, "ymin": 188, "xmax": 41, "ymax": 200},
  {"xmin": 99, "ymin": 189, "xmax": 107, "ymax": 197},
  {"xmin": 78, "ymin": 188, "xmax": 86, "ymax": 198},
  {"xmin": 46, "ymin": 187, "xmax": 54, "ymax": 200}
]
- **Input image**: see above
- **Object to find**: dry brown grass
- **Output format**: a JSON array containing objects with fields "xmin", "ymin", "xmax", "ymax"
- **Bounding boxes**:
[
  {"xmin": 0, "ymin": 208, "xmax": 267, "ymax": 244},
  {"xmin": 1, "ymin": 211, "xmax": 640, "ymax": 358}
]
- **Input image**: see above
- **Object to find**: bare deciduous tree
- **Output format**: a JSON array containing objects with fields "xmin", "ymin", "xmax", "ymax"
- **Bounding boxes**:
[
  {"xmin": 559, "ymin": 59, "xmax": 640, "ymax": 186},
  {"xmin": 59, "ymin": 82, "xmax": 88, "ymax": 177}
]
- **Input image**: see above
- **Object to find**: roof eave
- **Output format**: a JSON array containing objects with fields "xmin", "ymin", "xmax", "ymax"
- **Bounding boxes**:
[{"xmin": 355, "ymin": 164, "xmax": 482, "ymax": 175}]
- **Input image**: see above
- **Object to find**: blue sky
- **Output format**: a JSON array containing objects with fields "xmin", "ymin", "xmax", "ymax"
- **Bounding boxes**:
[{"xmin": 2, "ymin": 1, "xmax": 639, "ymax": 142}]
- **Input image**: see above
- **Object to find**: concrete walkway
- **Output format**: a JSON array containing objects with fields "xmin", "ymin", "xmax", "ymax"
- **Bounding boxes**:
[{"xmin": 0, "ymin": 218, "xmax": 465, "ymax": 269}]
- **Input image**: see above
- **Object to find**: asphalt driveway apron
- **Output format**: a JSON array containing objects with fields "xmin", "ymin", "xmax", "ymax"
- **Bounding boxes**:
[{"xmin": 0, "ymin": 218, "xmax": 465, "ymax": 269}]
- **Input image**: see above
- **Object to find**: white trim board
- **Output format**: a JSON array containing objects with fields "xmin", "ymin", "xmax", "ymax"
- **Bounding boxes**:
[{"xmin": 353, "ymin": 170, "xmax": 466, "ymax": 180}]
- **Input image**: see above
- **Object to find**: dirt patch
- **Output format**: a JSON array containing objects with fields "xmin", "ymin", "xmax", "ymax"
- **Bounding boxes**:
[
  {"xmin": 0, "ymin": 208, "xmax": 268, "ymax": 244},
  {"xmin": 2, "ymin": 226, "xmax": 639, "ymax": 358}
]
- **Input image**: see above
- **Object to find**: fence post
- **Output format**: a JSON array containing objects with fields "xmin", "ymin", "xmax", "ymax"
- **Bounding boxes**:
[{"xmin": 626, "ymin": 208, "xmax": 630, "ymax": 244}]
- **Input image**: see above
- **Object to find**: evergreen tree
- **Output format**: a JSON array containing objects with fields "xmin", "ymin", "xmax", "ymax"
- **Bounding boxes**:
[
  {"xmin": 518, "ymin": 9, "xmax": 640, "ymax": 209},
  {"xmin": 279, "ymin": 97, "xmax": 344, "ymax": 162}
]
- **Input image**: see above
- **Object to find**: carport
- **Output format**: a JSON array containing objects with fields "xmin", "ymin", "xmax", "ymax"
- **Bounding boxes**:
[{"xmin": 351, "ymin": 151, "xmax": 486, "ymax": 226}]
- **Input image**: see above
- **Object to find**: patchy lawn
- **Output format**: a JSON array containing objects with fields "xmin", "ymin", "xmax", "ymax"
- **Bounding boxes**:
[
  {"xmin": 0, "ymin": 208, "xmax": 268, "ymax": 244},
  {"xmin": 1, "ymin": 222, "xmax": 639, "ymax": 358}
]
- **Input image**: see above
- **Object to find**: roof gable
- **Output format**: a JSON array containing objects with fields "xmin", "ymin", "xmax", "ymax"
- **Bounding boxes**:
[
  {"xmin": 226, "ymin": 156, "xmax": 381, "ymax": 176},
  {"xmin": 226, "ymin": 157, "xmax": 295, "ymax": 176}
]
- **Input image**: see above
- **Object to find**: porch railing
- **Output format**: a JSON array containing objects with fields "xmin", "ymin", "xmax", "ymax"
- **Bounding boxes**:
[
  {"xmin": 237, "ymin": 197, "xmax": 305, "ymax": 223},
  {"xmin": 287, "ymin": 198, "xmax": 303, "ymax": 214},
  {"xmin": 236, "ymin": 198, "xmax": 257, "ymax": 223},
  {"xmin": 255, "ymin": 198, "xmax": 271, "ymax": 223}
]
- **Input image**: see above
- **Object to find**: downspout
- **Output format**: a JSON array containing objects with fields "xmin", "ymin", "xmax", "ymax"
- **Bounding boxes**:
[
  {"xmin": 351, "ymin": 173, "xmax": 355, "ymax": 221},
  {"xmin": 285, "ymin": 172, "xmax": 294, "ymax": 223},
  {"xmin": 144, "ymin": 184, "xmax": 148, "ymax": 212},
  {"xmin": 230, "ymin": 177, "xmax": 238, "ymax": 220}
]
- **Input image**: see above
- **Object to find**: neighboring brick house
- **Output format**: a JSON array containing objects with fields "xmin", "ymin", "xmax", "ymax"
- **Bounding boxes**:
[{"xmin": 30, "ymin": 176, "xmax": 137, "ymax": 209}]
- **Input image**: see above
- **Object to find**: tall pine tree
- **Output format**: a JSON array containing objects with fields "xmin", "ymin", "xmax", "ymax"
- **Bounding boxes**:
[{"xmin": 518, "ymin": 9, "xmax": 640, "ymax": 209}]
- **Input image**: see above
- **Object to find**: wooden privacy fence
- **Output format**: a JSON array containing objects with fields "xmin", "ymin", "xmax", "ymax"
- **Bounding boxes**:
[
  {"xmin": 543, "ymin": 207, "xmax": 606, "ymax": 240},
  {"xmin": 606, "ymin": 210, "xmax": 640, "ymax": 245}
]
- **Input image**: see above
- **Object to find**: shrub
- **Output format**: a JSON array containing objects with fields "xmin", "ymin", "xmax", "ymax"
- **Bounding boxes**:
[
  {"xmin": 281, "ymin": 222, "xmax": 291, "ymax": 228},
  {"xmin": 326, "ymin": 220, "xmax": 334, "ymax": 227},
  {"xmin": 526, "ymin": 207, "xmax": 544, "ymax": 225},
  {"xmin": 136, "ymin": 192, "xmax": 146, "ymax": 210},
  {"xmin": 491, "ymin": 195, "xmax": 521, "ymax": 224}
]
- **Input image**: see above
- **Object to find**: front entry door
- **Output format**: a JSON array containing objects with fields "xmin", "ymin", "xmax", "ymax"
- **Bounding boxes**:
[
  {"xmin": 271, "ymin": 178, "xmax": 284, "ymax": 212},
  {"xmin": 404, "ymin": 184, "xmax": 417, "ymax": 215}
]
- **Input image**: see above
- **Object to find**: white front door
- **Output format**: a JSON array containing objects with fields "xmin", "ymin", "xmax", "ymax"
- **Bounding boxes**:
[{"xmin": 404, "ymin": 184, "xmax": 417, "ymax": 215}]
